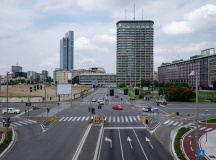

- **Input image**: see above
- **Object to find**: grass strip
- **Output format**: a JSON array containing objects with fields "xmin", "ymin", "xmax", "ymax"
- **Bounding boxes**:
[
  {"xmin": 0, "ymin": 131, "xmax": 13, "ymax": 154},
  {"xmin": 201, "ymin": 118, "xmax": 216, "ymax": 123},
  {"xmin": 174, "ymin": 127, "xmax": 190, "ymax": 160}
]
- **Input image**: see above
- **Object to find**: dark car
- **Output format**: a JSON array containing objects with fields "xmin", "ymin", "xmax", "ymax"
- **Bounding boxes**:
[{"xmin": 130, "ymin": 97, "xmax": 135, "ymax": 101}]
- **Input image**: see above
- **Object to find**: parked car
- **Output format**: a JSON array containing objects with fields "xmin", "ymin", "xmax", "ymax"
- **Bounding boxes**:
[
  {"xmin": 92, "ymin": 98, "xmax": 97, "ymax": 102},
  {"xmin": 130, "ymin": 97, "xmax": 135, "ymax": 101},
  {"xmin": 112, "ymin": 104, "xmax": 123, "ymax": 110},
  {"xmin": 2, "ymin": 108, "xmax": 21, "ymax": 114},
  {"xmin": 141, "ymin": 106, "xmax": 152, "ymax": 112},
  {"xmin": 115, "ymin": 94, "xmax": 119, "ymax": 98},
  {"xmin": 156, "ymin": 99, "xmax": 167, "ymax": 105}
]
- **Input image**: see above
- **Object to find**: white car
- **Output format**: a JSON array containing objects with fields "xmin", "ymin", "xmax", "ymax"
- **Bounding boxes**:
[
  {"xmin": 2, "ymin": 108, "xmax": 21, "ymax": 114},
  {"xmin": 141, "ymin": 106, "xmax": 152, "ymax": 112},
  {"xmin": 98, "ymin": 99, "xmax": 104, "ymax": 105}
]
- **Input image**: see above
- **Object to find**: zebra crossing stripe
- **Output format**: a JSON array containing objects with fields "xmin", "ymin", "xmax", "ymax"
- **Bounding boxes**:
[
  {"xmin": 63, "ymin": 117, "xmax": 69, "ymax": 121},
  {"xmin": 163, "ymin": 120, "xmax": 170, "ymax": 124},
  {"xmin": 10, "ymin": 124, "xmax": 17, "ymax": 127},
  {"xmin": 113, "ymin": 116, "xmax": 115, "ymax": 122},
  {"xmin": 133, "ymin": 116, "xmax": 137, "ymax": 122},
  {"xmin": 178, "ymin": 122, "xmax": 183, "ymax": 126},
  {"xmin": 173, "ymin": 122, "xmax": 179, "ymax": 126},
  {"xmin": 23, "ymin": 120, "xmax": 33, "ymax": 124},
  {"xmin": 59, "ymin": 117, "xmax": 65, "ymax": 121},
  {"xmin": 72, "ymin": 117, "xmax": 77, "ymax": 121},
  {"xmin": 81, "ymin": 117, "xmax": 85, "ymax": 121},
  {"xmin": 105, "ymin": 117, "xmax": 107, "ymax": 121},
  {"xmin": 125, "ymin": 116, "xmax": 129, "ymax": 122},
  {"xmin": 199, "ymin": 127, "xmax": 206, "ymax": 130},
  {"xmin": 26, "ymin": 119, "xmax": 37, "ymax": 123},
  {"xmin": 13, "ymin": 122, "xmax": 22, "ymax": 126},
  {"xmin": 109, "ymin": 116, "xmax": 111, "ymax": 122},
  {"xmin": 77, "ymin": 117, "xmax": 81, "ymax": 121},
  {"xmin": 68, "ymin": 117, "xmax": 73, "ymax": 121},
  {"xmin": 167, "ymin": 121, "xmax": 174, "ymax": 126},
  {"xmin": 129, "ymin": 116, "xmax": 133, "ymax": 122},
  {"xmin": 137, "ymin": 116, "xmax": 141, "ymax": 121},
  {"xmin": 121, "ymin": 116, "xmax": 124, "ymax": 122},
  {"xmin": 117, "ymin": 116, "xmax": 120, "ymax": 122},
  {"xmin": 18, "ymin": 121, "xmax": 28, "ymax": 125},
  {"xmin": 207, "ymin": 128, "xmax": 212, "ymax": 131},
  {"xmin": 86, "ymin": 117, "xmax": 89, "ymax": 121}
]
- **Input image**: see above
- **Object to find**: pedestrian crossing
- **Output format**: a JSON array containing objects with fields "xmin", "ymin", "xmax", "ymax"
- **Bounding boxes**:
[
  {"xmin": 10, "ymin": 119, "xmax": 37, "ymax": 128},
  {"xmin": 83, "ymin": 101, "xmax": 128, "ymax": 104},
  {"xmin": 58, "ymin": 115, "xmax": 142, "ymax": 123},
  {"xmin": 163, "ymin": 120, "xmax": 188, "ymax": 127}
]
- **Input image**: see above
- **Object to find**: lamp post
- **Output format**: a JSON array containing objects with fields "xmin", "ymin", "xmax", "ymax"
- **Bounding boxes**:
[
  {"xmin": 44, "ymin": 78, "xmax": 47, "ymax": 107},
  {"xmin": 6, "ymin": 72, "xmax": 9, "ymax": 141},
  {"xmin": 205, "ymin": 110, "xmax": 208, "ymax": 142},
  {"xmin": 189, "ymin": 70, "xmax": 198, "ymax": 160},
  {"xmin": 71, "ymin": 73, "xmax": 73, "ymax": 108}
]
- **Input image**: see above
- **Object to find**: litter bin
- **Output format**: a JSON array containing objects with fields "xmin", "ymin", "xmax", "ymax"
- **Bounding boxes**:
[
  {"xmin": 146, "ymin": 119, "xmax": 148, "ymax": 124},
  {"xmin": 176, "ymin": 112, "xmax": 179, "ymax": 115}
]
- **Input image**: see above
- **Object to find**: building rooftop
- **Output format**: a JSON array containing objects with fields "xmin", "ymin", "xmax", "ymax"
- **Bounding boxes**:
[{"xmin": 80, "ymin": 73, "xmax": 116, "ymax": 76}]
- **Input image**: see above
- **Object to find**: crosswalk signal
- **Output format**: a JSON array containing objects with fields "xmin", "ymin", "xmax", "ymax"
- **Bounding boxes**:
[
  {"xmin": 34, "ymin": 86, "xmax": 36, "ymax": 91},
  {"xmin": 124, "ymin": 89, "xmax": 128, "ymax": 95},
  {"xmin": 29, "ymin": 87, "xmax": 32, "ymax": 92},
  {"xmin": 40, "ymin": 85, "xmax": 42, "ymax": 90},
  {"xmin": 98, "ymin": 105, "xmax": 102, "ymax": 109}
]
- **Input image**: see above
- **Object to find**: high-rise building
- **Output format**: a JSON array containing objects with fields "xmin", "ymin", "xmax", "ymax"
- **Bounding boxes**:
[
  {"xmin": 11, "ymin": 63, "xmax": 22, "ymax": 78},
  {"xmin": 116, "ymin": 20, "xmax": 154, "ymax": 87},
  {"xmin": 60, "ymin": 31, "xmax": 74, "ymax": 71}
]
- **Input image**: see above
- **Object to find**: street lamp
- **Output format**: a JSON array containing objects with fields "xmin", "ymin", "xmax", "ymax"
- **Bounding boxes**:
[
  {"xmin": 189, "ymin": 70, "xmax": 198, "ymax": 160},
  {"xmin": 6, "ymin": 72, "xmax": 9, "ymax": 141},
  {"xmin": 205, "ymin": 110, "xmax": 208, "ymax": 142},
  {"xmin": 44, "ymin": 78, "xmax": 47, "ymax": 107}
]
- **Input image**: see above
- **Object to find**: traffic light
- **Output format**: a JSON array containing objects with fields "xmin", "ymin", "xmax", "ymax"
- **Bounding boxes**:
[
  {"xmin": 91, "ymin": 107, "xmax": 95, "ymax": 114},
  {"xmin": 47, "ymin": 108, "xmax": 50, "ymax": 113},
  {"xmin": 98, "ymin": 105, "xmax": 101, "ymax": 109},
  {"xmin": 135, "ymin": 89, "xmax": 139, "ymax": 95},
  {"xmin": 40, "ymin": 85, "xmax": 42, "ymax": 90},
  {"xmin": 88, "ymin": 107, "xmax": 90, "ymax": 112},
  {"xmin": 34, "ymin": 86, "xmax": 36, "ymax": 91},
  {"xmin": 37, "ymin": 85, "xmax": 39, "ymax": 90},
  {"xmin": 30, "ymin": 87, "xmax": 32, "ymax": 92},
  {"xmin": 124, "ymin": 89, "xmax": 128, "ymax": 95},
  {"xmin": 50, "ymin": 97, "xmax": 52, "ymax": 100},
  {"xmin": 110, "ymin": 89, "xmax": 114, "ymax": 96}
]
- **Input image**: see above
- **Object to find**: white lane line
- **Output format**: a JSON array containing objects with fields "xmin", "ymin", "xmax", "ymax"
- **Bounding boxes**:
[
  {"xmin": 163, "ymin": 120, "xmax": 170, "ymax": 124},
  {"xmin": 199, "ymin": 127, "xmax": 206, "ymax": 130},
  {"xmin": 72, "ymin": 117, "xmax": 77, "ymax": 121},
  {"xmin": 18, "ymin": 121, "xmax": 28, "ymax": 125},
  {"xmin": 109, "ymin": 116, "xmax": 111, "ymax": 122},
  {"xmin": 118, "ymin": 129, "xmax": 124, "ymax": 160},
  {"xmin": 191, "ymin": 147, "xmax": 193, "ymax": 151},
  {"xmin": 121, "ymin": 116, "xmax": 124, "ymax": 122},
  {"xmin": 167, "ymin": 121, "xmax": 174, "ymax": 126},
  {"xmin": 173, "ymin": 122, "xmax": 179, "ymax": 126},
  {"xmin": 77, "ymin": 117, "xmax": 81, "ymax": 121},
  {"xmin": 133, "ymin": 129, "xmax": 148, "ymax": 160},
  {"xmin": 207, "ymin": 128, "xmax": 213, "ymax": 131},
  {"xmin": 129, "ymin": 116, "xmax": 133, "ymax": 122},
  {"xmin": 178, "ymin": 122, "xmax": 183, "ymax": 126},
  {"xmin": 105, "ymin": 116, "xmax": 107, "ymax": 121},
  {"xmin": 68, "ymin": 117, "xmax": 73, "ymax": 121},
  {"xmin": 117, "ymin": 116, "xmax": 120, "ymax": 122},
  {"xmin": 81, "ymin": 117, "xmax": 85, "ymax": 121},
  {"xmin": 22, "ymin": 120, "xmax": 33, "ymax": 124},
  {"xmin": 13, "ymin": 122, "xmax": 22, "ymax": 126},
  {"xmin": 137, "ymin": 116, "xmax": 141, "ymax": 121},
  {"xmin": 133, "ymin": 116, "xmax": 137, "ymax": 122},
  {"xmin": 14, "ymin": 109, "xmax": 33, "ymax": 117},
  {"xmin": 26, "ymin": 119, "xmax": 37, "ymax": 123},
  {"xmin": 113, "ymin": 116, "xmax": 115, "ymax": 122},
  {"xmin": 86, "ymin": 117, "xmax": 89, "ymax": 121},
  {"xmin": 125, "ymin": 116, "xmax": 129, "ymax": 122},
  {"xmin": 59, "ymin": 117, "xmax": 65, "ymax": 121},
  {"xmin": 63, "ymin": 117, "xmax": 69, "ymax": 121}
]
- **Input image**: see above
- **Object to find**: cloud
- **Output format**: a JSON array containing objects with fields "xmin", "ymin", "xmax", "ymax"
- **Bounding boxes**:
[
  {"xmin": 161, "ymin": 4, "xmax": 216, "ymax": 35},
  {"xmin": 95, "ymin": 35, "xmax": 116, "ymax": 44},
  {"xmin": 80, "ymin": 58, "xmax": 95, "ymax": 63},
  {"xmin": 0, "ymin": 64, "xmax": 7, "ymax": 69},
  {"xmin": 154, "ymin": 48, "xmax": 172, "ymax": 54}
]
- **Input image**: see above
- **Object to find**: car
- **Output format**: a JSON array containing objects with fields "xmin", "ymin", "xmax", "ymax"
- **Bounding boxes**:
[
  {"xmin": 119, "ymin": 92, "xmax": 123, "ymax": 94},
  {"xmin": 98, "ymin": 99, "xmax": 104, "ymax": 105},
  {"xmin": 115, "ymin": 94, "xmax": 119, "ymax": 98},
  {"xmin": 130, "ymin": 97, "xmax": 135, "ymax": 101},
  {"xmin": 2, "ymin": 108, "xmax": 21, "ymax": 114},
  {"xmin": 92, "ymin": 98, "xmax": 97, "ymax": 102},
  {"xmin": 112, "ymin": 104, "xmax": 123, "ymax": 110},
  {"xmin": 156, "ymin": 99, "xmax": 167, "ymax": 105},
  {"xmin": 141, "ymin": 106, "xmax": 152, "ymax": 112}
]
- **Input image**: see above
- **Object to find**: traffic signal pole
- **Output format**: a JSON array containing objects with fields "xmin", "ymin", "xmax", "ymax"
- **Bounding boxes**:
[{"xmin": 6, "ymin": 72, "xmax": 8, "ymax": 141}]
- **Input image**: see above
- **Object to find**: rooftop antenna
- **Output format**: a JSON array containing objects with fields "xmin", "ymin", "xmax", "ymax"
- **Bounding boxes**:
[
  {"xmin": 134, "ymin": 3, "xmax": 135, "ymax": 20},
  {"xmin": 142, "ymin": 8, "xmax": 143, "ymax": 20},
  {"xmin": 125, "ymin": 10, "xmax": 127, "ymax": 20}
]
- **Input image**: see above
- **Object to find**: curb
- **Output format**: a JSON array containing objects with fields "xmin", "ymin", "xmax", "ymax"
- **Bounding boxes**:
[
  {"xmin": 180, "ymin": 128, "xmax": 193, "ymax": 160},
  {"xmin": 0, "ymin": 127, "xmax": 17, "ymax": 159},
  {"xmin": 199, "ymin": 132, "xmax": 210, "ymax": 160},
  {"xmin": 170, "ymin": 126, "xmax": 182, "ymax": 160},
  {"xmin": 93, "ymin": 123, "xmax": 104, "ymax": 160}
]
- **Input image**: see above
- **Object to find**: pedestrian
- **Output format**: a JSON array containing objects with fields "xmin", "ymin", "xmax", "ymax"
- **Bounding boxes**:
[{"xmin": 2, "ymin": 118, "xmax": 5, "ymax": 127}]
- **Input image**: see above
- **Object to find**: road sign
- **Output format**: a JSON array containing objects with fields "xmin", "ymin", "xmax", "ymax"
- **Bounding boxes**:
[
  {"xmin": 198, "ymin": 150, "xmax": 205, "ymax": 157},
  {"xmin": 150, "ymin": 117, "xmax": 153, "ymax": 121},
  {"xmin": 153, "ymin": 108, "xmax": 159, "ymax": 112}
]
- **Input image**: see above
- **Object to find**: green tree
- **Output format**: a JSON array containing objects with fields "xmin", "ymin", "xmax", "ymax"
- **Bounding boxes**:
[
  {"xmin": 119, "ymin": 83, "xmax": 126, "ymax": 88},
  {"xmin": 72, "ymin": 76, "xmax": 79, "ymax": 84},
  {"xmin": 146, "ymin": 79, "xmax": 152, "ymax": 87},
  {"xmin": 165, "ymin": 87, "xmax": 195, "ymax": 101},
  {"xmin": 141, "ymin": 78, "xmax": 146, "ymax": 87}
]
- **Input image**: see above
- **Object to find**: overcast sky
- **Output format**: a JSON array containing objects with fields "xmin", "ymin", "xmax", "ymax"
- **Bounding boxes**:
[{"xmin": 1, "ymin": 0, "xmax": 216, "ymax": 78}]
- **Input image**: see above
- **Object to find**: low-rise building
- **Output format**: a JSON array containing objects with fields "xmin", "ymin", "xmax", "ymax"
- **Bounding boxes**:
[{"xmin": 53, "ymin": 69, "xmax": 69, "ymax": 84}]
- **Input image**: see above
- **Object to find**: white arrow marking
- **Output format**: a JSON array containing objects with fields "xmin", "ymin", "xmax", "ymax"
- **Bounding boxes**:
[
  {"xmin": 127, "ymin": 136, "xmax": 133, "ymax": 149},
  {"xmin": 105, "ymin": 137, "xmax": 112, "ymax": 148},
  {"xmin": 146, "ymin": 137, "xmax": 154, "ymax": 149}
]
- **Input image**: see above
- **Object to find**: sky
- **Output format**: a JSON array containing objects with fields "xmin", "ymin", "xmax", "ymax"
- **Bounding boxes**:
[{"xmin": 1, "ymin": 0, "xmax": 216, "ymax": 78}]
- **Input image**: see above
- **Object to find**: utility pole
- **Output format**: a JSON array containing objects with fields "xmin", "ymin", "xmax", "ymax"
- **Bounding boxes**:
[{"xmin": 6, "ymin": 72, "xmax": 9, "ymax": 141}]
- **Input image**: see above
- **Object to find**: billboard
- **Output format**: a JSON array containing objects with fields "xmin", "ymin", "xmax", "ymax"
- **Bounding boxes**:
[
  {"xmin": 92, "ymin": 80, "xmax": 98, "ymax": 86},
  {"xmin": 57, "ymin": 84, "xmax": 72, "ymax": 95}
]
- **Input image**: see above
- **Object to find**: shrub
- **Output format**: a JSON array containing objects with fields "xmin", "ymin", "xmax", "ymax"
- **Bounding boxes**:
[{"xmin": 165, "ymin": 87, "xmax": 195, "ymax": 101}]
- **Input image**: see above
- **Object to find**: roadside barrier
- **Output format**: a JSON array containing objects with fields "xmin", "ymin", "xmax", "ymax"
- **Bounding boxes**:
[{"xmin": 50, "ymin": 118, "xmax": 55, "ymax": 124}]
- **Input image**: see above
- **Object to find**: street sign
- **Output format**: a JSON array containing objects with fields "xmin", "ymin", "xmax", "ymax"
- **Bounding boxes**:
[
  {"xmin": 198, "ymin": 150, "xmax": 205, "ymax": 157},
  {"xmin": 150, "ymin": 117, "xmax": 153, "ymax": 121},
  {"xmin": 153, "ymin": 108, "xmax": 159, "ymax": 112}
]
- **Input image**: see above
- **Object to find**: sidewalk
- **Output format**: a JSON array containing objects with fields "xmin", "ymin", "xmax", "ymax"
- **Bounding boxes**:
[{"xmin": 200, "ymin": 129, "xmax": 216, "ymax": 159}]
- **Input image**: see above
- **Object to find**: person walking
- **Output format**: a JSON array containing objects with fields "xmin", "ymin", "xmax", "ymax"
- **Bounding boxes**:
[{"xmin": 2, "ymin": 118, "xmax": 5, "ymax": 127}]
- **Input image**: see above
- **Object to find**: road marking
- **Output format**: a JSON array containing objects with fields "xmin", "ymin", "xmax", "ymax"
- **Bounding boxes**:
[
  {"xmin": 125, "ymin": 116, "xmax": 129, "ymax": 122},
  {"xmin": 63, "ymin": 117, "xmax": 69, "ymax": 121},
  {"xmin": 190, "ymin": 141, "xmax": 191, "ymax": 145},
  {"xmin": 14, "ymin": 109, "xmax": 33, "ymax": 117},
  {"xmin": 109, "ymin": 116, "xmax": 111, "ymax": 122},
  {"xmin": 137, "ymin": 116, "xmax": 141, "ymax": 121},
  {"xmin": 113, "ymin": 116, "xmax": 115, "ymax": 122},
  {"xmin": 59, "ymin": 117, "xmax": 65, "ymax": 121},
  {"xmin": 18, "ymin": 121, "xmax": 28, "ymax": 125},
  {"xmin": 146, "ymin": 137, "xmax": 154, "ymax": 149},
  {"xmin": 22, "ymin": 120, "xmax": 33, "ymax": 124},
  {"xmin": 178, "ymin": 122, "xmax": 183, "ymax": 126},
  {"xmin": 13, "ymin": 122, "xmax": 22, "ymax": 126},
  {"xmin": 117, "ymin": 116, "xmax": 120, "ymax": 122},
  {"xmin": 68, "ymin": 117, "xmax": 73, "ymax": 121},
  {"xmin": 207, "ymin": 128, "xmax": 213, "ymax": 131},
  {"xmin": 129, "ymin": 116, "xmax": 133, "ymax": 122},
  {"xmin": 10, "ymin": 124, "xmax": 17, "ymax": 127},
  {"xmin": 167, "ymin": 121, "xmax": 174, "ymax": 126},
  {"xmin": 81, "ymin": 117, "xmax": 85, "ymax": 121},
  {"xmin": 86, "ymin": 117, "xmax": 89, "ymax": 121},
  {"xmin": 133, "ymin": 129, "xmax": 148, "ymax": 160},
  {"xmin": 191, "ymin": 147, "xmax": 193, "ymax": 151},
  {"xmin": 163, "ymin": 120, "xmax": 170, "ymax": 124},
  {"xmin": 133, "ymin": 116, "xmax": 137, "ymax": 122},
  {"xmin": 121, "ymin": 116, "xmax": 124, "ymax": 122},
  {"xmin": 26, "ymin": 119, "xmax": 37, "ymax": 123},
  {"xmin": 199, "ymin": 127, "xmax": 206, "ymax": 130},
  {"xmin": 104, "ymin": 116, "xmax": 107, "ymax": 121},
  {"xmin": 72, "ymin": 117, "xmax": 77, "ymax": 121},
  {"xmin": 104, "ymin": 127, "xmax": 146, "ymax": 129},
  {"xmin": 173, "ymin": 122, "xmax": 179, "ymax": 126},
  {"xmin": 118, "ymin": 129, "xmax": 124, "ymax": 160},
  {"xmin": 127, "ymin": 136, "xmax": 133, "ymax": 149}
]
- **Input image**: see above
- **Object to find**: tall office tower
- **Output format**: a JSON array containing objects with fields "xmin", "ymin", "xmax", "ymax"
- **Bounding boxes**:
[
  {"xmin": 116, "ymin": 20, "xmax": 154, "ymax": 87},
  {"xmin": 60, "ymin": 31, "xmax": 74, "ymax": 71},
  {"xmin": 11, "ymin": 62, "xmax": 22, "ymax": 78}
]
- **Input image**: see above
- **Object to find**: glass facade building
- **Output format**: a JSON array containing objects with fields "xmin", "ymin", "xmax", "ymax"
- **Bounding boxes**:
[
  {"xmin": 116, "ymin": 20, "xmax": 154, "ymax": 87},
  {"xmin": 60, "ymin": 31, "xmax": 74, "ymax": 71}
]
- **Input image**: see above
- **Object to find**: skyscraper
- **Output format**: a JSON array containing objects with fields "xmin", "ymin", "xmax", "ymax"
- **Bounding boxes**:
[
  {"xmin": 116, "ymin": 20, "xmax": 154, "ymax": 87},
  {"xmin": 60, "ymin": 31, "xmax": 74, "ymax": 71}
]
